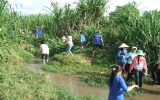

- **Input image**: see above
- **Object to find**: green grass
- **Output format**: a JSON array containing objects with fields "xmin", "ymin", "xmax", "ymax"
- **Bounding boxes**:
[{"xmin": 0, "ymin": 42, "xmax": 101, "ymax": 100}]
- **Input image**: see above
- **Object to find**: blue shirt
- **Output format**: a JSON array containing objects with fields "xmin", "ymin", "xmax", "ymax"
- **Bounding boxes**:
[
  {"xmin": 108, "ymin": 75, "xmax": 128, "ymax": 100},
  {"xmin": 93, "ymin": 33, "xmax": 102, "ymax": 45},
  {"xmin": 79, "ymin": 34, "xmax": 86, "ymax": 42},
  {"xmin": 34, "ymin": 28, "xmax": 39, "ymax": 35},
  {"xmin": 117, "ymin": 49, "xmax": 127, "ymax": 63},
  {"xmin": 126, "ymin": 52, "xmax": 137, "ymax": 64},
  {"xmin": 39, "ymin": 29, "xmax": 42, "ymax": 35}
]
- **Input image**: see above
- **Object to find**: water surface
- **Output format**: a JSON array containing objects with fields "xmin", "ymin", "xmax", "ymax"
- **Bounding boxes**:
[{"xmin": 27, "ymin": 58, "xmax": 160, "ymax": 100}]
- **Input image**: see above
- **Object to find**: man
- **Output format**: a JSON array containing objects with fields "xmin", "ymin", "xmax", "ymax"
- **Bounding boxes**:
[
  {"xmin": 92, "ymin": 31, "xmax": 104, "ymax": 56},
  {"xmin": 40, "ymin": 40, "xmax": 49, "ymax": 64},
  {"xmin": 79, "ymin": 32, "xmax": 86, "ymax": 51}
]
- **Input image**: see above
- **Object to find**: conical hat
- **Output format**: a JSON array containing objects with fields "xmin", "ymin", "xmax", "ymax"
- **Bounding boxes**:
[{"xmin": 118, "ymin": 43, "xmax": 129, "ymax": 48}]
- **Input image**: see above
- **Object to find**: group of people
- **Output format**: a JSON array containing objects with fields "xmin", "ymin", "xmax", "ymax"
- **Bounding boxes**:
[
  {"xmin": 38, "ymin": 30, "xmax": 160, "ymax": 100},
  {"xmin": 62, "ymin": 32, "xmax": 87, "ymax": 56},
  {"xmin": 107, "ymin": 42, "xmax": 160, "ymax": 100},
  {"xmin": 117, "ymin": 43, "xmax": 148, "ymax": 86},
  {"xmin": 61, "ymin": 30, "xmax": 105, "ymax": 57}
]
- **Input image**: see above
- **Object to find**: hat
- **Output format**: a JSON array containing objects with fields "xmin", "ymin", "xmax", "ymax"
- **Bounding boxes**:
[
  {"xmin": 136, "ymin": 50, "xmax": 144, "ymax": 56},
  {"xmin": 118, "ymin": 43, "xmax": 129, "ymax": 48},
  {"xmin": 132, "ymin": 46, "xmax": 137, "ymax": 50}
]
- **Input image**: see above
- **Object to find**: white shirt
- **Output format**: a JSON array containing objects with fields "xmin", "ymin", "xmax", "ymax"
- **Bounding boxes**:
[
  {"xmin": 62, "ymin": 36, "xmax": 66, "ymax": 43},
  {"xmin": 40, "ymin": 44, "xmax": 49, "ymax": 54},
  {"xmin": 67, "ymin": 35, "xmax": 73, "ymax": 45}
]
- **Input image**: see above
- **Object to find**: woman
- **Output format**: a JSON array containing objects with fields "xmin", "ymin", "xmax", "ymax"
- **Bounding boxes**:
[
  {"xmin": 65, "ymin": 33, "xmax": 73, "ymax": 56},
  {"xmin": 117, "ymin": 43, "xmax": 129, "ymax": 75},
  {"xmin": 126, "ymin": 46, "xmax": 137, "ymax": 82},
  {"xmin": 107, "ymin": 65, "xmax": 139, "ymax": 100},
  {"xmin": 129, "ymin": 50, "xmax": 148, "ymax": 87}
]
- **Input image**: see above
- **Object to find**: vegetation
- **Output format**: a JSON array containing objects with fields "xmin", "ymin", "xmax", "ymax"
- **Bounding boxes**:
[{"xmin": 0, "ymin": 0, "xmax": 160, "ymax": 99}]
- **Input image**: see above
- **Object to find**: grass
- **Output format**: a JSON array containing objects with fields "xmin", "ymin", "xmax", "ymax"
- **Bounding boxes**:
[
  {"xmin": 41, "ymin": 47, "xmax": 156, "ymax": 98},
  {"xmin": 0, "ymin": 42, "xmax": 101, "ymax": 100}
]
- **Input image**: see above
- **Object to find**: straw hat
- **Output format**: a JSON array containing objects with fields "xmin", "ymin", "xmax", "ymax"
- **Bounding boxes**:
[
  {"xmin": 136, "ymin": 50, "xmax": 144, "ymax": 56},
  {"xmin": 118, "ymin": 43, "xmax": 129, "ymax": 48}
]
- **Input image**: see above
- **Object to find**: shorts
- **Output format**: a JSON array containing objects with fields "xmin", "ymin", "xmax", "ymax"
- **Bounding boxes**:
[
  {"xmin": 93, "ymin": 44, "xmax": 103, "ymax": 51},
  {"xmin": 80, "ymin": 42, "xmax": 85, "ymax": 48},
  {"xmin": 42, "ymin": 53, "xmax": 49, "ymax": 62}
]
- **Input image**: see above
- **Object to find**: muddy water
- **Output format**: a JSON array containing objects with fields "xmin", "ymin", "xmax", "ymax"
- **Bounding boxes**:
[
  {"xmin": 126, "ymin": 84, "xmax": 160, "ymax": 100},
  {"xmin": 26, "ymin": 58, "xmax": 109, "ymax": 100},
  {"xmin": 27, "ymin": 58, "xmax": 160, "ymax": 100}
]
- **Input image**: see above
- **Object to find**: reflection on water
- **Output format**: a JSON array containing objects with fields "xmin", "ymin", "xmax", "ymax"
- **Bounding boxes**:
[{"xmin": 27, "ymin": 58, "xmax": 160, "ymax": 100}]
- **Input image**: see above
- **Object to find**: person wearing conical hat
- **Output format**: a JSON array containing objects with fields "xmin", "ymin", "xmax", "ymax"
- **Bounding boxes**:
[
  {"xmin": 129, "ymin": 50, "xmax": 148, "ymax": 88},
  {"xmin": 117, "ymin": 43, "xmax": 129, "ymax": 76}
]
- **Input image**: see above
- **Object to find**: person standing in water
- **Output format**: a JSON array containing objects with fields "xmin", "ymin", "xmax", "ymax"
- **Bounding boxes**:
[
  {"xmin": 40, "ymin": 40, "xmax": 49, "ymax": 64},
  {"xmin": 107, "ymin": 65, "xmax": 139, "ymax": 100},
  {"xmin": 129, "ymin": 50, "xmax": 148, "ymax": 88}
]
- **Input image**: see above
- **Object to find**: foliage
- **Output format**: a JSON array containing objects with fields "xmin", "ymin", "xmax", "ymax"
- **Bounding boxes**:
[
  {"xmin": 109, "ymin": 2, "xmax": 140, "ymax": 25},
  {"xmin": 0, "ymin": 0, "xmax": 160, "ymax": 99}
]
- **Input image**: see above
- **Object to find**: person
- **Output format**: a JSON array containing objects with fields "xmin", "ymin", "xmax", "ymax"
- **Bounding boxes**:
[
  {"xmin": 79, "ymin": 32, "xmax": 86, "ymax": 51},
  {"xmin": 129, "ymin": 50, "xmax": 148, "ymax": 88},
  {"xmin": 107, "ymin": 65, "xmax": 139, "ymax": 100},
  {"xmin": 117, "ymin": 43, "xmax": 129, "ymax": 76},
  {"xmin": 92, "ymin": 31, "xmax": 104, "ymax": 56},
  {"xmin": 39, "ymin": 27, "xmax": 43, "ymax": 36},
  {"xmin": 34, "ymin": 26, "xmax": 39, "ymax": 39},
  {"xmin": 65, "ymin": 33, "xmax": 73, "ymax": 56},
  {"xmin": 156, "ymin": 42, "xmax": 160, "ymax": 85},
  {"xmin": 40, "ymin": 40, "xmax": 49, "ymax": 64},
  {"xmin": 126, "ymin": 46, "xmax": 137, "ymax": 82}
]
